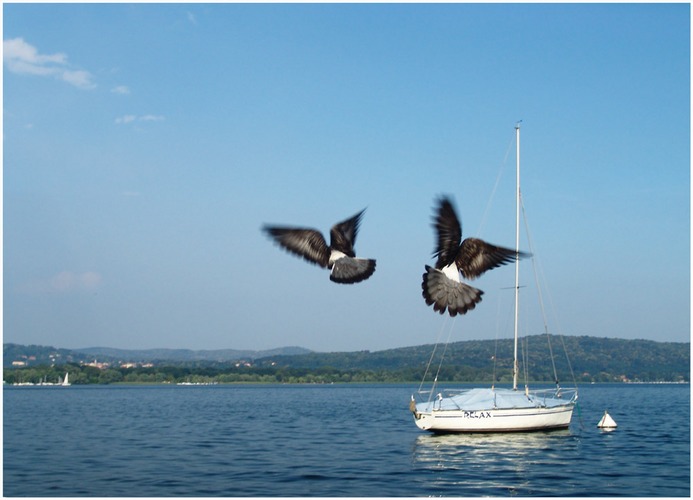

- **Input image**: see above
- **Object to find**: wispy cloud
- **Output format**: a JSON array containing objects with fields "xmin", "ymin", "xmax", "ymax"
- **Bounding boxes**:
[
  {"xmin": 186, "ymin": 11, "xmax": 197, "ymax": 25},
  {"xmin": 115, "ymin": 114, "xmax": 165, "ymax": 125},
  {"xmin": 111, "ymin": 85, "xmax": 130, "ymax": 95},
  {"xmin": 3, "ymin": 37, "xmax": 96, "ymax": 89},
  {"xmin": 140, "ymin": 114, "xmax": 164, "ymax": 122},
  {"xmin": 115, "ymin": 115, "xmax": 137, "ymax": 124},
  {"xmin": 18, "ymin": 271, "xmax": 102, "ymax": 294}
]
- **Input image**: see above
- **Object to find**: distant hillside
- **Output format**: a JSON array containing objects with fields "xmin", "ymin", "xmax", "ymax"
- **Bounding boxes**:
[
  {"xmin": 73, "ymin": 346, "xmax": 311, "ymax": 363},
  {"xmin": 4, "ymin": 336, "xmax": 689, "ymax": 383},
  {"xmin": 253, "ymin": 335, "xmax": 689, "ymax": 383},
  {"xmin": 3, "ymin": 343, "xmax": 311, "ymax": 367},
  {"xmin": 4, "ymin": 344, "xmax": 88, "ymax": 367}
]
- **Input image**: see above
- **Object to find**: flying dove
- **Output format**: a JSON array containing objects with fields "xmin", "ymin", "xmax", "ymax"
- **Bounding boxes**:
[
  {"xmin": 422, "ymin": 196, "xmax": 528, "ymax": 316},
  {"xmin": 263, "ymin": 209, "xmax": 376, "ymax": 284}
]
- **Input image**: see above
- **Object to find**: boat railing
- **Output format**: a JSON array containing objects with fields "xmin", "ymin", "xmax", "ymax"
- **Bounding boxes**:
[
  {"xmin": 415, "ymin": 386, "xmax": 578, "ymax": 407},
  {"xmin": 414, "ymin": 387, "xmax": 470, "ymax": 400},
  {"xmin": 414, "ymin": 387, "xmax": 481, "ymax": 410},
  {"xmin": 528, "ymin": 387, "xmax": 578, "ymax": 406}
]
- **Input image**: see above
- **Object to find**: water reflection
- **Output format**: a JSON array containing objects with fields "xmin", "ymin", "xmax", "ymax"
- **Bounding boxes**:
[{"xmin": 411, "ymin": 430, "xmax": 575, "ymax": 496}]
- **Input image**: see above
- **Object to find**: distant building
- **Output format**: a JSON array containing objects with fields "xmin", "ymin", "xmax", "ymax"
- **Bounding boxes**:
[
  {"xmin": 83, "ymin": 360, "xmax": 110, "ymax": 370},
  {"xmin": 120, "ymin": 362, "xmax": 155, "ymax": 369}
]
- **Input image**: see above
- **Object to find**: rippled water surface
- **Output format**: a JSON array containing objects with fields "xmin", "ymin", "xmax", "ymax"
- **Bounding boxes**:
[{"xmin": 3, "ymin": 383, "xmax": 690, "ymax": 496}]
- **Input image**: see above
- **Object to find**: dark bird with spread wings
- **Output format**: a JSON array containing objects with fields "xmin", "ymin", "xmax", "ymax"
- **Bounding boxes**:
[
  {"xmin": 422, "ymin": 196, "xmax": 529, "ymax": 316},
  {"xmin": 262, "ymin": 209, "xmax": 376, "ymax": 284}
]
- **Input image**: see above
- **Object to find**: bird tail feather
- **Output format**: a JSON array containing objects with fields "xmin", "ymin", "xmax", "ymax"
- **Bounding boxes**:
[
  {"xmin": 421, "ymin": 265, "xmax": 483, "ymax": 316},
  {"xmin": 330, "ymin": 257, "xmax": 376, "ymax": 284}
]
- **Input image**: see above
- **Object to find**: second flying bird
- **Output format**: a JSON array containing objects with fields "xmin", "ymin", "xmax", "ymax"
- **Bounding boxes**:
[{"xmin": 263, "ymin": 209, "xmax": 376, "ymax": 284}]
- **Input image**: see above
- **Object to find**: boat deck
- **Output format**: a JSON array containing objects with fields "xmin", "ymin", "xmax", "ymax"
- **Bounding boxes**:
[{"xmin": 416, "ymin": 387, "xmax": 577, "ymax": 412}]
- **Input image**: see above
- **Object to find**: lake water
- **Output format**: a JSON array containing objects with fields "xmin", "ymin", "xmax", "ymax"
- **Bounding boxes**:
[{"xmin": 3, "ymin": 383, "xmax": 690, "ymax": 497}]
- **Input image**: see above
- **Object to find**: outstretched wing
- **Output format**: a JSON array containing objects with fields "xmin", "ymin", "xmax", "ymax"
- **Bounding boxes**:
[
  {"xmin": 432, "ymin": 196, "xmax": 462, "ymax": 269},
  {"xmin": 329, "ymin": 209, "xmax": 366, "ymax": 257},
  {"xmin": 262, "ymin": 226, "xmax": 330, "ymax": 268},
  {"xmin": 456, "ymin": 237, "xmax": 527, "ymax": 280}
]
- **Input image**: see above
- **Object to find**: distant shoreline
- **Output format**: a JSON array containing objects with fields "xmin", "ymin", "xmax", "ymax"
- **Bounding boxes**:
[
  {"xmin": 5, "ymin": 380, "xmax": 689, "ymax": 387},
  {"xmin": 5, "ymin": 336, "xmax": 690, "ymax": 385}
]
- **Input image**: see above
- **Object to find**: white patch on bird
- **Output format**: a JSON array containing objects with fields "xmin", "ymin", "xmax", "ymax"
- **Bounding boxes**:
[
  {"xmin": 328, "ymin": 250, "xmax": 348, "ymax": 266},
  {"xmin": 442, "ymin": 263, "xmax": 461, "ymax": 282}
]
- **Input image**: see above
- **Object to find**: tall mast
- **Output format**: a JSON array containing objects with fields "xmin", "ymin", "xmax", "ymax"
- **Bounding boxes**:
[{"xmin": 513, "ymin": 122, "xmax": 521, "ymax": 391}]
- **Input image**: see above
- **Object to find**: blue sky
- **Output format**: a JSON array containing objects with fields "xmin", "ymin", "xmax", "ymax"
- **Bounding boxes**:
[{"xmin": 4, "ymin": 3, "xmax": 690, "ymax": 352}]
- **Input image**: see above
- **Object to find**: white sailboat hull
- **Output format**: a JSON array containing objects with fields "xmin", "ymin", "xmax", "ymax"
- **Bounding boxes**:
[
  {"xmin": 412, "ymin": 387, "xmax": 577, "ymax": 433},
  {"xmin": 414, "ymin": 403, "xmax": 574, "ymax": 433}
]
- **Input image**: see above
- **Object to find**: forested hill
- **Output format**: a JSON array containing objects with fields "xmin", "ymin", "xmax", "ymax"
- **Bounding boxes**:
[
  {"xmin": 4, "ymin": 336, "xmax": 689, "ymax": 384},
  {"xmin": 3, "ymin": 344, "xmax": 310, "ymax": 366},
  {"xmin": 252, "ymin": 335, "xmax": 689, "ymax": 383}
]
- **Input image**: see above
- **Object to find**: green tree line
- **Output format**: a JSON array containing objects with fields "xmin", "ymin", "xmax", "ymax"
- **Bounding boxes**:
[
  {"xmin": 3, "ymin": 360, "xmax": 687, "ymax": 386},
  {"xmin": 4, "ymin": 335, "xmax": 689, "ymax": 385}
]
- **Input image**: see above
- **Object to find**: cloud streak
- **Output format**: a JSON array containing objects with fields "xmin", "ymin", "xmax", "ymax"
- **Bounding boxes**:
[
  {"xmin": 115, "ymin": 114, "xmax": 165, "ymax": 124},
  {"xmin": 3, "ymin": 37, "xmax": 96, "ymax": 89},
  {"xmin": 111, "ymin": 85, "xmax": 130, "ymax": 95}
]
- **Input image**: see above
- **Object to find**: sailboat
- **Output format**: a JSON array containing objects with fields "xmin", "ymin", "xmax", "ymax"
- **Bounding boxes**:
[
  {"xmin": 410, "ymin": 124, "xmax": 578, "ymax": 433},
  {"xmin": 61, "ymin": 372, "xmax": 71, "ymax": 386}
]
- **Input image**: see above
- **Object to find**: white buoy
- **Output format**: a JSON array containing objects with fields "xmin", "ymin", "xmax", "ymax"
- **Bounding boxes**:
[{"xmin": 597, "ymin": 410, "xmax": 617, "ymax": 429}]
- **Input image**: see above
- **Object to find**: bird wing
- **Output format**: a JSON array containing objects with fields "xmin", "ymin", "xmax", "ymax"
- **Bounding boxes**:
[
  {"xmin": 329, "ymin": 209, "xmax": 365, "ymax": 257},
  {"xmin": 262, "ymin": 226, "xmax": 330, "ymax": 268},
  {"xmin": 432, "ymin": 197, "xmax": 462, "ymax": 268},
  {"xmin": 455, "ymin": 237, "xmax": 524, "ymax": 279}
]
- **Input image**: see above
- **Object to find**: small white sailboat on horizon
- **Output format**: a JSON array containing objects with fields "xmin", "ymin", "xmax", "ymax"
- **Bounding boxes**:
[
  {"xmin": 411, "ymin": 124, "xmax": 578, "ymax": 433},
  {"xmin": 60, "ymin": 372, "xmax": 71, "ymax": 386}
]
